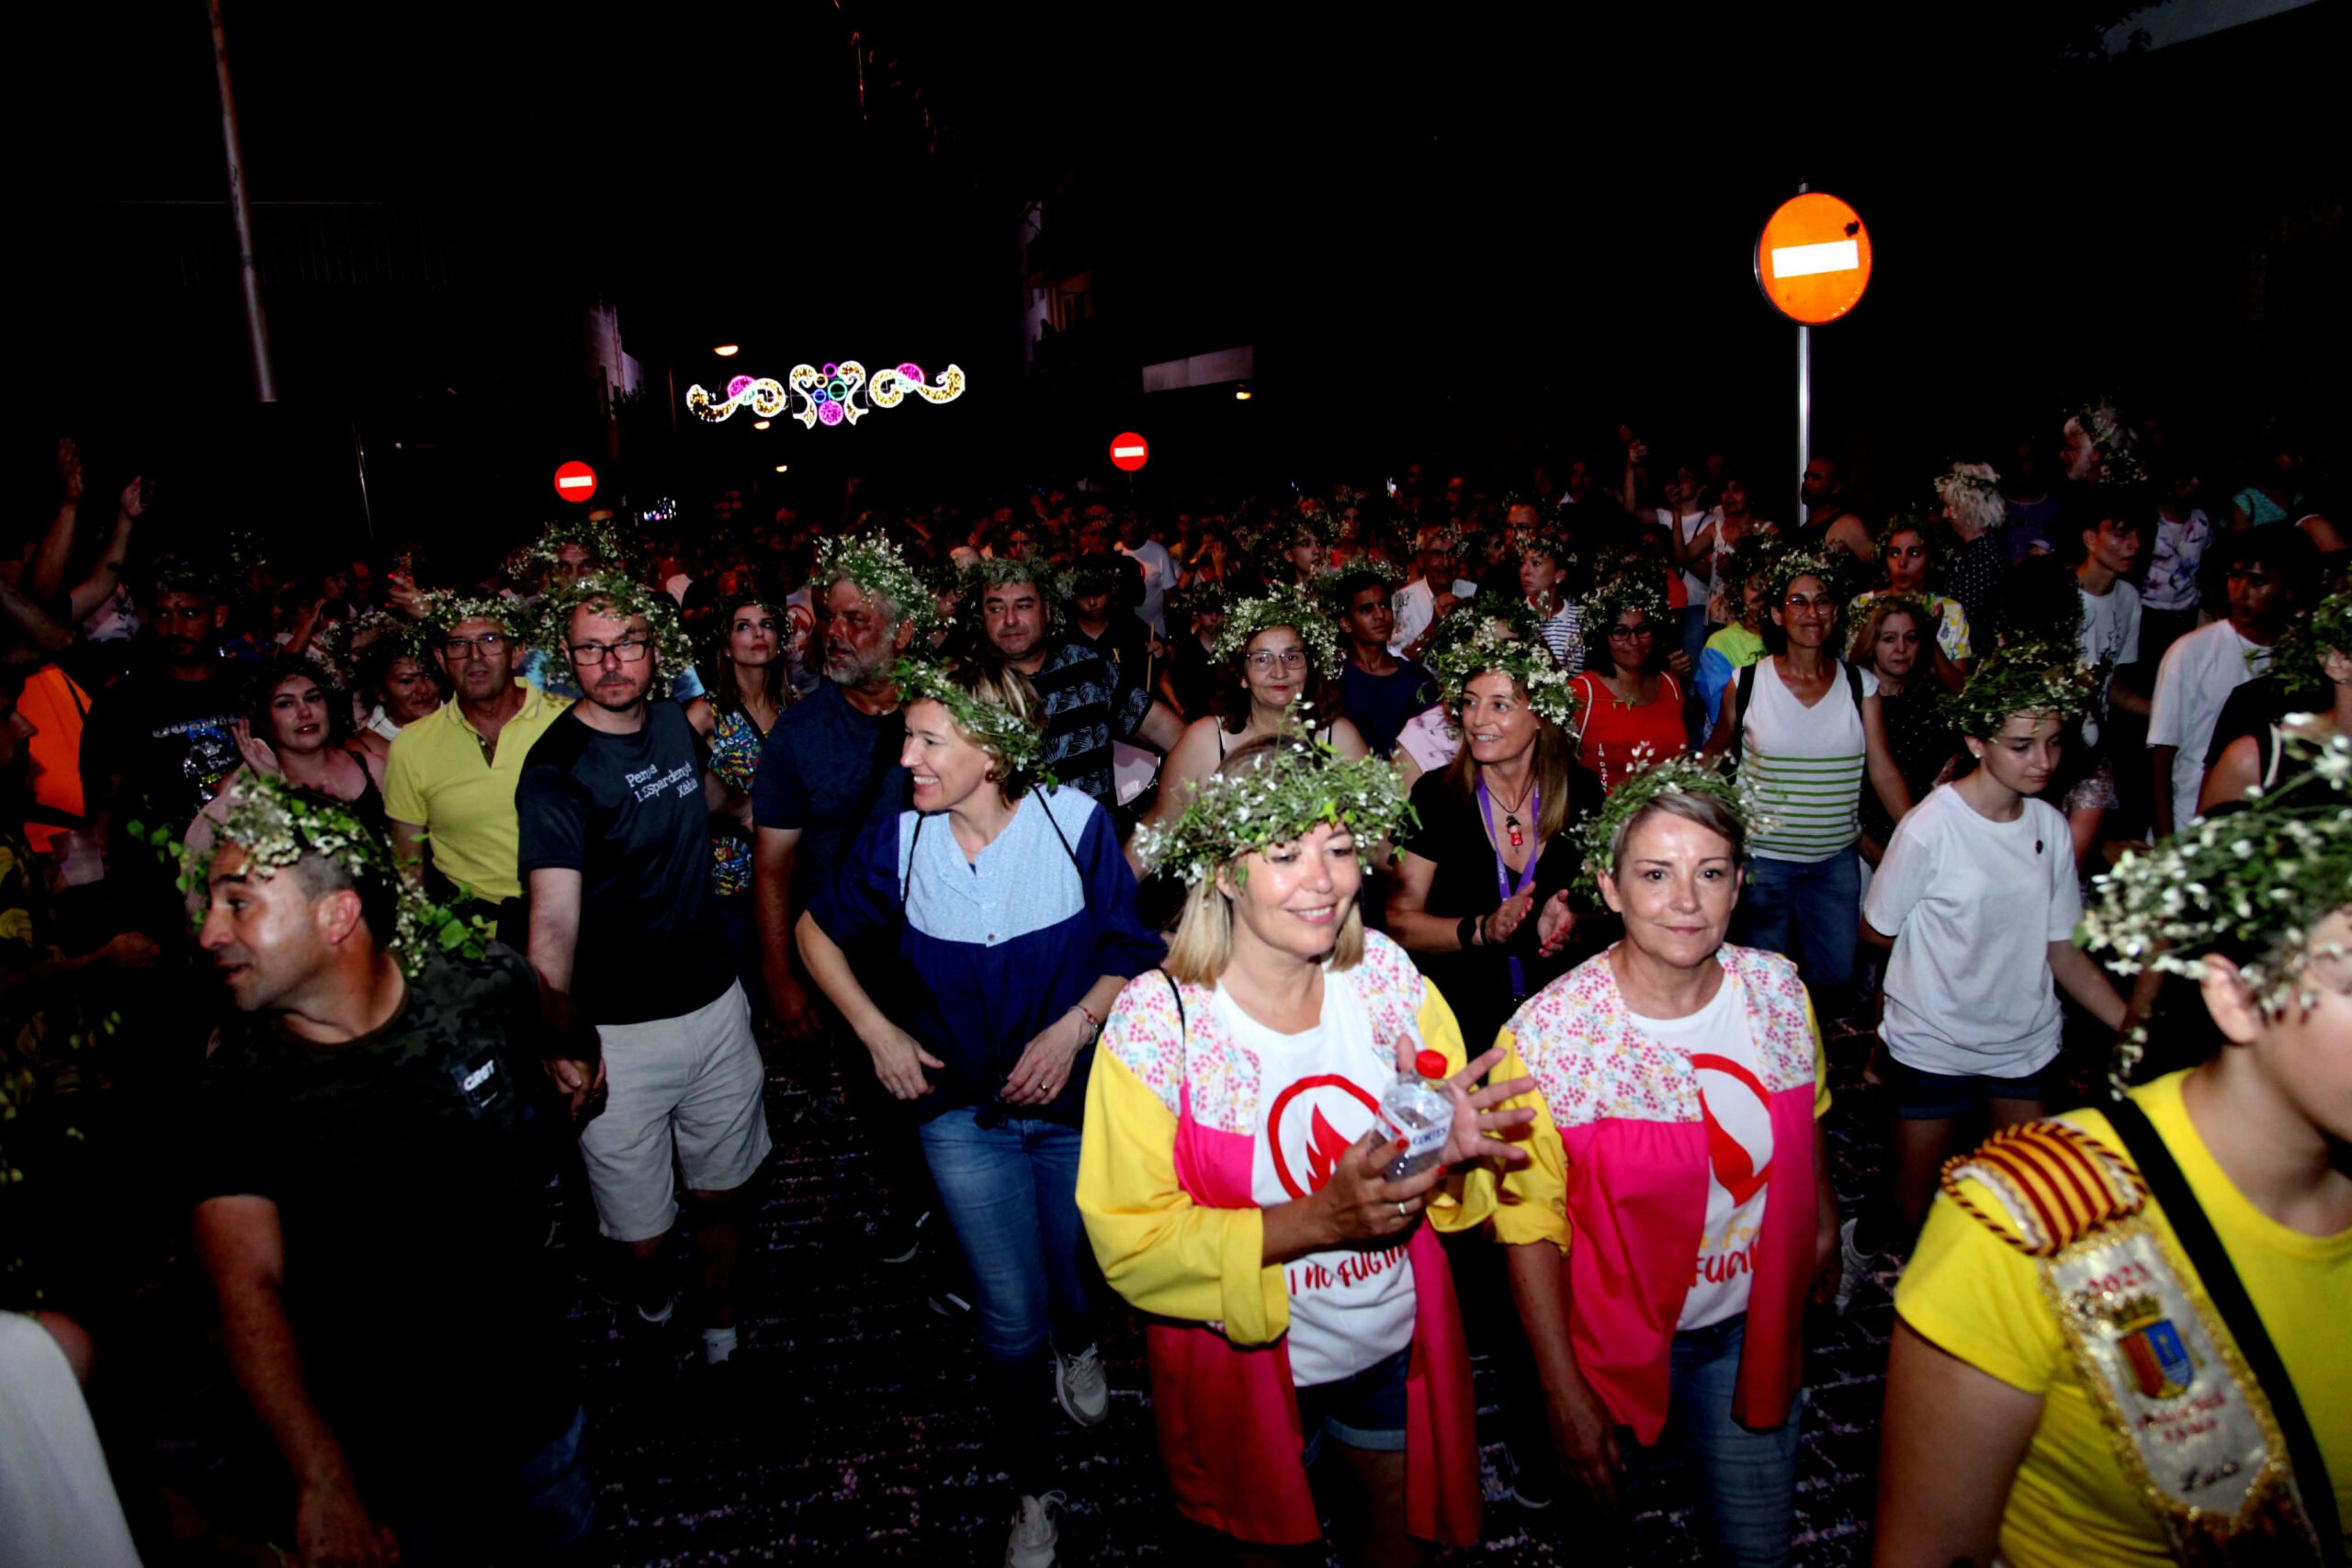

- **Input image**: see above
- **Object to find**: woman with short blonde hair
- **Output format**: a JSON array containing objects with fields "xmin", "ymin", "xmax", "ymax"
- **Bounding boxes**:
[{"xmin": 1082, "ymin": 737, "xmax": 1533, "ymax": 1565}]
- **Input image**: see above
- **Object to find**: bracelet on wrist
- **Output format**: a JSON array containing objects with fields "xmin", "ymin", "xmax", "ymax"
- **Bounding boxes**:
[{"xmin": 1457, "ymin": 913, "xmax": 1481, "ymax": 951}]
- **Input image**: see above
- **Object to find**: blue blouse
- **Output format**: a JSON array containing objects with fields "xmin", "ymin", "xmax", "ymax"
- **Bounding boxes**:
[{"xmin": 808, "ymin": 784, "xmax": 1164, "ymax": 1124}]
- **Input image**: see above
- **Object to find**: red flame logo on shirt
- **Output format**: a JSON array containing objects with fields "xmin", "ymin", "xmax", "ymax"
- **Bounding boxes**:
[
  {"xmin": 1266, "ymin": 1075, "xmax": 1385, "ymax": 1199},
  {"xmin": 1305, "ymin": 1106, "xmax": 1354, "ymax": 1191},
  {"xmin": 1690, "ymin": 1053, "xmax": 1770, "ymax": 1209}
]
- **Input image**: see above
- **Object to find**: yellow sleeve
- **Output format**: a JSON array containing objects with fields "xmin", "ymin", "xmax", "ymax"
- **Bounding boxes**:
[
  {"xmin": 382, "ymin": 727, "xmax": 427, "ymax": 827},
  {"xmin": 1487, "ymin": 1024, "xmax": 1571, "ymax": 1251},
  {"xmin": 1894, "ymin": 1178, "xmax": 2067, "ymax": 1396},
  {"xmin": 1412, "ymin": 980, "xmax": 1499, "ymax": 1234},
  {"xmin": 1077, "ymin": 1049, "xmax": 1289, "ymax": 1347},
  {"xmin": 1803, "ymin": 989, "xmax": 1832, "ymax": 1119}
]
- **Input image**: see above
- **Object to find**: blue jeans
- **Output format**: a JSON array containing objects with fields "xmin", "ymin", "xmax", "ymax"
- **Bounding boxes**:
[
  {"xmin": 921, "ymin": 1108, "xmax": 1100, "ymax": 1496},
  {"xmin": 1666, "ymin": 1317, "xmax": 1802, "ymax": 1568},
  {"xmin": 1736, "ymin": 848, "xmax": 1861, "ymax": 1004},
  {"xmin": 919, "ymin": 1109, "xmax": 1098, "ymax": 1372},
  {"xmin": 394, "ymin": 1405, "xmax": 594, "ymax": 1565}
]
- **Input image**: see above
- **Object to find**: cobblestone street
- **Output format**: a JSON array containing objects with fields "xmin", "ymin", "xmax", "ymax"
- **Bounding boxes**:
[{"xmin": 577, "ymin": 1012, "xmax": 1908, "ymax": 1566}]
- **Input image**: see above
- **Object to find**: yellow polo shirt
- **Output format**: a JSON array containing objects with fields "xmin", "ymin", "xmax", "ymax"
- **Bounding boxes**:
[{"xmin": 382, "ymin": 682, "xmax": 571, "ymax": 903}]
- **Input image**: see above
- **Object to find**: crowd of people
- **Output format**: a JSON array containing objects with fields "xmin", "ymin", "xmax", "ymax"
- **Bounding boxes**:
[{"xmin": 0, "ymin": 413, "xmax": 2345, "ymax": 1568}]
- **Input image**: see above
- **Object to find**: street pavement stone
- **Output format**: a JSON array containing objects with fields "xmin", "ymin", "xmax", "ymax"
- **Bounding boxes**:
[{"xmin": 574, "ymin": 1007, "xmax": 1909, "ymax": 1566}]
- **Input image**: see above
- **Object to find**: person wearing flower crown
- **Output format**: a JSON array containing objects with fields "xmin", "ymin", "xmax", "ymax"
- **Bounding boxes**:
[
  {"xmin": 1877, "ymin": 728, "xmax": 2350, "ymax": 1568},
  {"xmin": 1490, "ymin": 755, "xmax": 1841, "ymax": 1568},
  {"xmin": 187, "ymin": 775, "xmax": 594, "ymax": 1565},
  {"xmin": 1837, "ymin": 647, "xmax": 2132, "ymax": 1307},
  {"xmin": 1570, "ymin": 572, "xmax": 1691, "ymax": 793},
  {"xmin": 796, "ymin": 657, "xmax": 1163, "ymax": 1568},
  {"xmin": 1132, "ymin": 584, "xmax": 1368, "ymax": 874},
  {"xmin": 1700, "ymin": 547, "xmax": 1912, "ymax": 1009},
  {"xmin": 1080, "ymin": 736, "xmax": 1536, "ymax": 1565},
  {"xmin": 1385, "ymin": 621, "xmax": 1582, "ymax": 1062}
]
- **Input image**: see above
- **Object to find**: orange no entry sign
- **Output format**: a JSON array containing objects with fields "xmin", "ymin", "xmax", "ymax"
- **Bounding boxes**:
[{"xmin": 1755, "ymin": 193, "xmax": 1872, "ymax": 325}]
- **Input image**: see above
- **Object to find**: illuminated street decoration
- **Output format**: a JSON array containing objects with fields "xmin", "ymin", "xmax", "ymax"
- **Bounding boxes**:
[
  {"xmin": 685, "ymin": 360, "xmax": 967, "ymax": 426},
  {"xmin": 687, "ymin": 378, "xmax": 787, "ymax": 422}
]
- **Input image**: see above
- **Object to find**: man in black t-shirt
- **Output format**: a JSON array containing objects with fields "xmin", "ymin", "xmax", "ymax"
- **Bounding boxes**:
[
  {"xmin": 189, "ymin": 784, "xmax": 589, "ymax": 1565},
  {"xmin": 80, "ymin": 560, "xmax": 242, "ymax": 873},
  {"xmin": 519, "ymin": 577, "xmax": 770, "ymax": 1371}
]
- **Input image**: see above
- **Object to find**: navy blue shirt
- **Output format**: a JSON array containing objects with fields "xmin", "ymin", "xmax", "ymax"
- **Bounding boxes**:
[
  {"xmin": 1340, "ymin": 657, "xmax": 1438, "ymax": 758},
  {"xmin": 808, "ymin": 786, "xmax": 1163, "ymax": 1126},
  {"xmin": 751, "ymin": 680, "xmax": 910, "ymax": 900},
  {"xmin": 516, "ymin": 702, "xmax": 733, "ymax": 1024}
]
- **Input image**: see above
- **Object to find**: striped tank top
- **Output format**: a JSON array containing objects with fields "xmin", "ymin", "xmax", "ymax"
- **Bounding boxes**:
[{"xmin": 1739, "ymin": 656, "xmax": 1876, "ymax": 863}]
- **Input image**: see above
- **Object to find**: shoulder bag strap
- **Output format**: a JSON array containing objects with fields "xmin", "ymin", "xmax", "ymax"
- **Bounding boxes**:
[
  {"xmin": 899, "ymin": 811, "xmax": 927, "ymax": 906},
  {"xmin": 2104, "ymin": 1095, "xmax": 2343, "ymax": 1563},
  {"xmin": 1845, "ymin": 660, "xmax": 1865, "ymax": 716},
  {"xmin": 1160, "ymin": 969, "xmax": 1184, "ymax": 1036},
  {"xmin": 1038, "ymin": 790, "xmax": 1086, "ymax": 886}
]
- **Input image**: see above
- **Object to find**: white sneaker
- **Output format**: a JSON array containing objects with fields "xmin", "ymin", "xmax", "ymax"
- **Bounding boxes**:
[
  {"xmin": 1052, "ymin": 1343, "xmax": 1108, "ymax": 1427},
  {"xmin": 1003, "ymin": 1491, "xmax": 1065, "ymax": 1568},
  {"xmin": 1835, "ymin": 1216, "xmax": 1874, "ymax": 1316}
]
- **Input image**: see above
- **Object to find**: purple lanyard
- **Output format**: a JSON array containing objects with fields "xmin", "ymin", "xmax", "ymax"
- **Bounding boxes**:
[{"xmin": 1476, "ymin": 775, "xmax": 1540, "ymax": 998}]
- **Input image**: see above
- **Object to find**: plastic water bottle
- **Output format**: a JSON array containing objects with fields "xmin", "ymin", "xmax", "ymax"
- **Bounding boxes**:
[{"xmin": 1379, "ymin": 1049, "xmax": 1454, "ymax": 1180}]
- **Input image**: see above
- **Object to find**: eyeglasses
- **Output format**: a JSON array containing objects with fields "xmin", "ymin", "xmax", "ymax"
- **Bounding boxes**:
[
  {"xmin": 1606, "ymin": 624, "xmax": 1653, "ymax": 640},
  {"xmin": 1246, "ymin": 649, "xmax": 1311, "ymax": 670},
  {"xmin": 441, "ymin": 633, "xmax": 508, "ymax": 656},
  {"xmin": 1783, "ymin": 595, "xmax": 1838, "ymax": 612},
  {"xmin": 567, "ymin": 636, "xmax": 651, "ymax": 665}
]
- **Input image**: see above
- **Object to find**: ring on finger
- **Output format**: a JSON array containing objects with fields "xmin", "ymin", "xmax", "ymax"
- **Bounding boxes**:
[{"xmin": 1396, "ymin": 1200, "xmax": 1410, "ymax": 1220}]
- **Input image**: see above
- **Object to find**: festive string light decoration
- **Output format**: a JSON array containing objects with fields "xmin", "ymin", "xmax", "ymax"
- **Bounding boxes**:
[
  {"xmin": 684, "ymin": 360, "xmax": 968, "ymax": 426},
  {"xmin": 686, "ymin": 378, "xmax": 788, "ymax": 423}
]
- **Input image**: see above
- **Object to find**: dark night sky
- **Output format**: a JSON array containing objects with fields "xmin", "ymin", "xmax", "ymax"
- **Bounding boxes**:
[{"xmin": 18, "ymin": 1, "xmax": 2350, "ymax": 539}]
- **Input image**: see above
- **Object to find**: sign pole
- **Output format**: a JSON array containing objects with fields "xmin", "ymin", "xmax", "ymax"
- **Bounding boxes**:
[
  {"xmin": 1797, "ymin": 322, "xmax": 1810, "ymax": 533},
  {"xmin": 1793, "ymin": 182, "xmax": 1809, "ymax": 532},
  {"xmin": 1755, "ymin": 181, "xmax": 1869, "ymax": 529}
]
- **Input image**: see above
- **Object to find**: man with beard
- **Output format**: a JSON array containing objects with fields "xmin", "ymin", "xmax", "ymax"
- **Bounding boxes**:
[
  {"xmin": 752, "ymin": 538, "xmax": 958, "ymax": 1272},
  {"xmin": 386, "ymin": 599, "xmax": 570, "ymax": 935},
  {"xmin": 189, "ymin": 778, "xmax": 589, "ymax": 1564},
  {"xmin": 521, "ymin": 575, "xmax": 767, "ymax": 1372}
]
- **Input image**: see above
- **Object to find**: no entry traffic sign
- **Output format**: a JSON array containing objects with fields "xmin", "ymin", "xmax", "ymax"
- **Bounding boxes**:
[
  {"xmin": 552, "ymin": 460, "xmax": 598, "ymax": 503},
  {"xmin": 1109, "ymin": 433, "xmax": 1149, "ymax": 473},
  {"xmin": 1755, "ymin": 193, "xmax": 1872, "ymax": 325}
]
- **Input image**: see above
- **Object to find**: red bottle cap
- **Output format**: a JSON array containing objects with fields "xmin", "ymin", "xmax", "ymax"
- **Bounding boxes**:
[{"xmin": 1415, "ymin": 1049, "xmax": 1449, "ymax": 1081}]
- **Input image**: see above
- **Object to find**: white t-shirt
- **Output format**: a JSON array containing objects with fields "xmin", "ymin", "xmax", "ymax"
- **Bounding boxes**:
[
  {"xmin": 1387, "ymin": 577, "xmax": 1478, "ymax": 657},
  {"xmin": 1395, "ymin": 704, "xmax": 1460, "ymax": 778},
  {"xmin": 2143, "ymin": 508, "xmax": 2211, "ymax": 612},
  {"xmin": 2147, "ymin": 620, "xmax": 2271, "ymax": 829},
  {"xmin": 1118, "ymin": 538, "xmax": 1177, "ymax": 634},
  {"xmin": 1863, "ymin": 784, "xmax": 2081, "ymax": 1077},
  {"xmin": 2075, "ymin": 577, "xmax": 2142, "ymax": 749},
  {"xmin": 1627, "ymin": 980, "xmax": 1772, "ymax": 1329},
  {"xmin": 1659, "ymin": 506, "xmax": 1722, "ymax": 607},
  {"xmin": 0, "ymin": 1313, "xmax": 143, "ymax": 1568},
  {"xmin": 1217, "ymin": 973, "xmax": 1418, "ymax": 1389}
]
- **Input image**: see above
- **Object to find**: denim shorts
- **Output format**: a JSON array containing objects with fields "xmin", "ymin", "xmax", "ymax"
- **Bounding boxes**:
[
  {"xmin": 1886, "ymin": 1054, "xmax": 2061, "ymax": 1121},
  {"xmin": 1297, "ymin": 1344, "xmax": 1410, "ymax": 1467}
]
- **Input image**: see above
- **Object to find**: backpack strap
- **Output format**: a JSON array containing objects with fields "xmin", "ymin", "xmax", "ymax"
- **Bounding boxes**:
[
  {"xmin": 1160, "ymin": 969, "xmax": 1185, "ymax": 1037},
  {"xmin": 1731, "ymin": 660, "xmax": 1759, "ymax": 768},
  {"xmin": 2105, "ymin": 1097, "xmax": 2343, "ymax": 1564},
  {"xmin": 1845, "ymin": 660, "xmax": 1865, "ymax": 712}
]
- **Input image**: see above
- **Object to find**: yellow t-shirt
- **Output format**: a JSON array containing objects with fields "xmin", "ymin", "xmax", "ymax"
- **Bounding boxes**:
[
  {"xmin": 1895, "ymin": 1069, "xmax": 2352, "ymax": 1567},
  {"xmin": 381, "ymin": 682, "xmax": 571, "ymax": 903}
]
